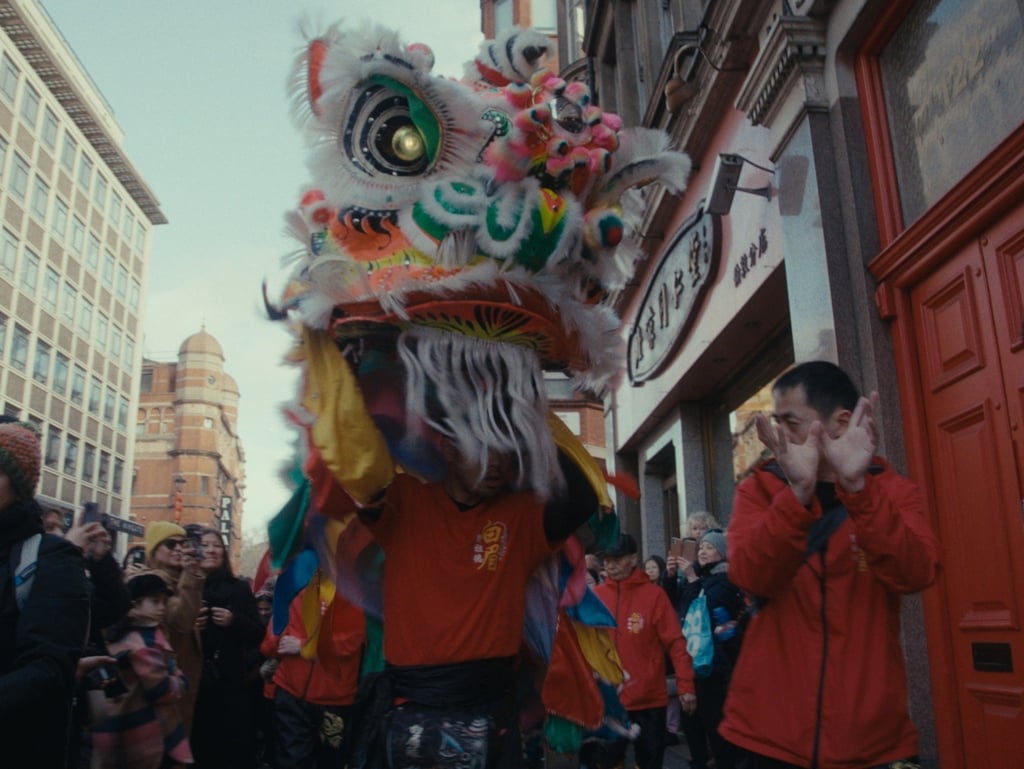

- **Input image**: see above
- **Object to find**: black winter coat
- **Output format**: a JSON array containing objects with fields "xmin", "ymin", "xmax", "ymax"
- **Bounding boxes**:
[
  {"xmin": 192, "ymin": 570, "xmax": 263, "ymax": 769},
  {"xmin": 0, "ymin": 498, "xmax": 91, "ymax": 769},
  {"xmin": 672, "ymin": 561, "xmax": 746, "ymax": 677}
]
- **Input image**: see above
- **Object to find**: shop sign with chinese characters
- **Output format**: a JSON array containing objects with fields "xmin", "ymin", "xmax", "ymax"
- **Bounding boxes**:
[{"xmin": 628, "ymin": 207, "xmax": 721, "ymax": 384}]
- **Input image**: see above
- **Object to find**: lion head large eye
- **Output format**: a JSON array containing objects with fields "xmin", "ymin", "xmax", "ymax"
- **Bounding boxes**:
[{"xmin": 341, "ymin": 81, "xmax": 433, "ymax": 177}]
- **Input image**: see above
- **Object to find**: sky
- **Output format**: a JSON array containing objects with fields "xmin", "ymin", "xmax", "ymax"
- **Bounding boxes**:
[{"xmin": 39, "ymin": 0, "xmax": 484, "ymax": 543}]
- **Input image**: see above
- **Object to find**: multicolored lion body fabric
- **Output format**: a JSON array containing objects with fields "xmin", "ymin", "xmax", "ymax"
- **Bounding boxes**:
[{"xmin": 265, "ymin": 20, "xmax": 688, "ymax": 750}]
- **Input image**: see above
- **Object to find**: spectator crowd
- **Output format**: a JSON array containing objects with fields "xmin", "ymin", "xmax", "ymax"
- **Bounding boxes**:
[{"xmin": 0, "ymin": 361, "xmax": 940, "ymax": 769}]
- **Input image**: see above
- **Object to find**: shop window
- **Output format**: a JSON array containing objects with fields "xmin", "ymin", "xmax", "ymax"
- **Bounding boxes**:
[
  {"xmin": 878, "ymin": 0, "xmax": 1024, "ymax": 226},
  {"xmin": 730, "ymin": 380, "xmax": 777, "ymax": 483}
]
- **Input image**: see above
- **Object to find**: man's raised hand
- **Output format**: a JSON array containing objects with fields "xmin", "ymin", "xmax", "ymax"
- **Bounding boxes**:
[{"xmin": 822, "ymin": 391, "xmax": 879, "ymax": 493}]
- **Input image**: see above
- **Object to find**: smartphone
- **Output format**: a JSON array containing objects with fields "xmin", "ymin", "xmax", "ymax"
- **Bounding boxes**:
[
  {"xmin": 126, "ymin": 546, "xmax": 147, "ymax": 567},
  {"xmin": 680, "ymin": 537, "xmax": 698, "ymax": 562},
  {"xmin": 669, "ymin": 537, "xmax": 684, "ymax": 558},
  {"xmin": 81, "ymin": 501, "xmax": 101, "ymax": 526}
]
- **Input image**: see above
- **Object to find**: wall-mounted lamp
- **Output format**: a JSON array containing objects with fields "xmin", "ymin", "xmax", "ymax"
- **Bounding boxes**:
[
  {"xmin": 665, "ymin": 45, "xmax": 701, "ymax": 113},
  {"xmin": 664, "ymin": 28, "xmax": 749, "ymax": 115},
  {"xmin": 706, "ymin": 154, "xmax": 775, "ymax": 216}
]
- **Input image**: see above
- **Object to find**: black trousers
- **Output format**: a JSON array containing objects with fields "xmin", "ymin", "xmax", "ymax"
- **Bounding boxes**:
[
  {"xmin": 604, "ymin": 706, "xmax": 668, "ymax": 769},
  {"xmin": 695, "ymin": 674, "xmax": 740, "ymax": 769},
  {"xmin": 274, "ymin": 687, "xmax": 357, "ymax": 769}
]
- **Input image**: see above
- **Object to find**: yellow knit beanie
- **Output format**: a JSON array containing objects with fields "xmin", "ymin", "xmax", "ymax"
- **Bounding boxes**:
[{"xmin": 145, "ymin": 520, "xmax": 187, "ymax": 558}]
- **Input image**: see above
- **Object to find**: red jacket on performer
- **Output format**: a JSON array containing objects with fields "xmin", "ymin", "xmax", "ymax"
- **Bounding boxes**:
[
  {"xmin": 260, "ymin": 577, "xmax": 365, "ymax": 707},
  {"xmin": 593, "ymin": 567, "xmax": 695, "ymax": 711},
  {"xmin": 719, "ymin": 457, "xmax": 940, "ymax": 769}
]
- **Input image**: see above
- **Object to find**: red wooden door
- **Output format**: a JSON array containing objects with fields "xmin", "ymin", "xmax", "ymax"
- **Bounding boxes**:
[{"xmin": 909, "ymin": 209, "xmax": 1024, "ymax": 768}]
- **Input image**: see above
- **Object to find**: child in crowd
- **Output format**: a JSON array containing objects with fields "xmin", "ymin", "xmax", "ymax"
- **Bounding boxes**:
[{"xmin": 91, "ymin": 570, "xmax": 193, "ymax": 769}]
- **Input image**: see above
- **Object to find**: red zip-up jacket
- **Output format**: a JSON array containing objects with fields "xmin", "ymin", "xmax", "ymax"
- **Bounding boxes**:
[
  {"xmin": 259, "ymin": 581, "xmax": 365, "ymax": 707},
  {"xmin": 593, "ymin": 568, "xmax": 694, "ymax": 710},
  {"xmin": 720, "ymin": 458, "xmax": 940, "ymax": 769}
]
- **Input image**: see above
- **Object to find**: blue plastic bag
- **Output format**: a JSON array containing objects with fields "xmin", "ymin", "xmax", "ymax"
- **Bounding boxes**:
[{"xmin": 682, "ymin": 589, "xmax": 714, "ymax": 678}]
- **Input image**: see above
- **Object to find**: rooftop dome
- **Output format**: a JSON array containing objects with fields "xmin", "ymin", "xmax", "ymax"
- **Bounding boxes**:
[{"xmin": 178, "ymin": 327, "xmax": 224, "ymax": 359}]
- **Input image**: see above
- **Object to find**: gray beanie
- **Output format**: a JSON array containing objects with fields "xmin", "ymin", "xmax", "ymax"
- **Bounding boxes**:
[{"xmin": 700, "ymin": 530, "xmax": 727, "ymax": 561}]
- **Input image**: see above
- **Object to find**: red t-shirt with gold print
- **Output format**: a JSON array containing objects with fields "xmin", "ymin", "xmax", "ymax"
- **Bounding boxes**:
[{"xmin": 367, "ymin": 473, "xmax": 553, "ymax": 666}]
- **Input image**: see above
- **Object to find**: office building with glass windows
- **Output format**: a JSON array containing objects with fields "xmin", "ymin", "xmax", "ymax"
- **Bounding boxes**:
[{"xmin": 0, "ymin": 0, "xmax": 164, "ymax": 525}]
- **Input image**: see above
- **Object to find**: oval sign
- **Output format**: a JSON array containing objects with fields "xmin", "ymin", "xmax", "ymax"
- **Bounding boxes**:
[{"xmin": 627, "ymin": 206, "xmax": 721, "ymax": 384}]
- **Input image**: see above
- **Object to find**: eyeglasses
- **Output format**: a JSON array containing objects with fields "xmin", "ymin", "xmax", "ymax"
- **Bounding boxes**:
[{"xmin": 162, "ymin": 539, "xmax": 185, "ymax": 550}]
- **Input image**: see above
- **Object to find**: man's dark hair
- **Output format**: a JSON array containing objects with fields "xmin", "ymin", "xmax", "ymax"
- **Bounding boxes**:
[{"xmin": 773, "ymin": 361, "xmax": 860, "ymax": 418}]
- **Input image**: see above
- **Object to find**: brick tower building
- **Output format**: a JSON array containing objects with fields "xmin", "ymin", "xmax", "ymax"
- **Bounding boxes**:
[{"xmin": 131, "ymin": 327, "xmax": 245, "ymax": 571}]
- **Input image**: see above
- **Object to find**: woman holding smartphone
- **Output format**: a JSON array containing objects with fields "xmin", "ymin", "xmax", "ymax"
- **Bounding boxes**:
[{"xmin": 191, "ymin": 528, "xmax": 263, "ymax": 769}]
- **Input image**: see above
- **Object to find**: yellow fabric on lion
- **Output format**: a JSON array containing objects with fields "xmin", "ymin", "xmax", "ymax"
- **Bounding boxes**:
[
  {"xmin": 547, "ymin": 412, "xmax": 612, "ymax": 510},
  {"xmin": 300, "ymin": 570, "xmax": 337, "ymax": 660},
  {"xmin": 299, "ymin": 328, "xmax": 395, "ymax": 505},
  {"xmin": 571, "ymin": 620, "xmax": 624, "ymax": 685}
]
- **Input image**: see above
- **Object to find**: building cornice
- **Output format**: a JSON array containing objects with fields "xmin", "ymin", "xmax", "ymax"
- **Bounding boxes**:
[
  {"xmin": 735, "ymin": 15, "xmax": 828, "ymax": 127},
  {"xmin": 0, "ymin": 0, "xmax": 166, "ymax": 224}
]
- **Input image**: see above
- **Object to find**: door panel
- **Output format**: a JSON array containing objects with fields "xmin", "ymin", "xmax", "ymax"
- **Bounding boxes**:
[{"xmin": 911, "ymin": 229, "xmax": 1024, "ymax": 768}]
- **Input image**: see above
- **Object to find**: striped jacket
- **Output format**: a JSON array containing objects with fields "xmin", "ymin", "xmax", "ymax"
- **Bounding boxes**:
[{"xmin": 92, "ymin": 624, "xmax": 193, "ymax": 768}]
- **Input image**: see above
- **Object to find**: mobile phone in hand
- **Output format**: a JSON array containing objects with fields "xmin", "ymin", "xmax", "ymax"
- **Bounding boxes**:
[
  {"xmin": 680, "ymin": 537, "xmax": 698, "ymax": 562},
  {"xmin": 81, "ymin": 501, "xmax": 101, "ymax": 526}
]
